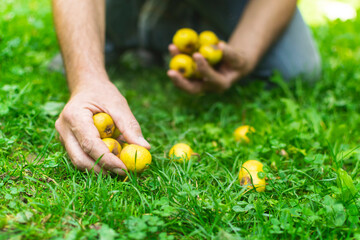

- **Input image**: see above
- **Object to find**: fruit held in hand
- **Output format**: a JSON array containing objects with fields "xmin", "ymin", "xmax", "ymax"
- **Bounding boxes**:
[
  {"xmin": 93, "ymin": 113, "xmax": 115, "ymax": 138},
  {"xmin": 112, "ymin": 127, "xmax": 121, "ymax": 139},
  {"xmin": 169, "ymin": 143, "xmax": 194, "ymax": 163},
  {"xmin": 169, "ymin": 54, "xmax": 195, "ymax": 78},
  {"xmin": 102, "ymin": 138, "xmax": 122, "ymax": 158},
  {"xmin": 199, "ymin": 31, "xmax": 219, "ymax": 46},
  {"xmin": 120, "ymin": 144, "xmax": 152, "ymax": 173},
  {"xmin": 239, "ymin": 160, "xmax": 266, "ymax": 192},
  {"xmin": 173, "ymin": 28, "xmax": 199, "ymax": 54},
  {"xmin": 121, "ymin": 142, "xmax": 129, "ymax": 149},
  {"xmin": 234, "ymin": 125, "xmax": 255, "ymax": 143},
  {"xmin": 199, "ymin": 45, "xmax": 223, "ymax": 65}
]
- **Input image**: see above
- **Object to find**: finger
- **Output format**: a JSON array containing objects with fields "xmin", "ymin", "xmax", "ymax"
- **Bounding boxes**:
[
  {"xmin": 168, "ymin": 44, "xmax": 181, "ymax": 57},
  {"xmin": 107, "ymin": 103, "xmax": 151, "ymax": 150},
  {"xmin": 69, "ymin": 110, "xmax": 128, "ymax": 171},
  {"xmin": 62, "ymin": 130, "xmax": 112, "ymax": 175},
  {"xmin": 116, "ymin": 134, "xmax": 126, "ymax": 143},
  {"xmin": 55, "ymin": 119, "xmax": 65, "ymax": 145},
  {"xmin": 193, "ymin": 53, "xmax": 223, "ymax": 85},
  {"xmin": 167, "ymin": 70, "xmax": 204, "ymax": 94}
]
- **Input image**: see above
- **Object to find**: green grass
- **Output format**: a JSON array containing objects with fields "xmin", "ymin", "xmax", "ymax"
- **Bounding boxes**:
[{"xmin": 1, "ymin": 1, "xmax": 360, "ymax": 239}]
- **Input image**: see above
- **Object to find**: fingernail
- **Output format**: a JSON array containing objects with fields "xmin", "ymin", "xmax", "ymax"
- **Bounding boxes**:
[
  {"xmin": 138, "ymin": 136, "xmax": 151, "ymax": 149},
  {"xmin": 168, "ymin": 70, "xmax": 176, "ymax": 76},
  {"xmin": 112, "ymin": 168, "xmax": 126, "ymax": 176}
]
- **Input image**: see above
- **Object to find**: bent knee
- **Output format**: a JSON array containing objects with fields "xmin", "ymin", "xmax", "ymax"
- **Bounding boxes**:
[
  {"xmin": 283, "ymin": 52, "xmax": 322, "ymax": 83},
  {"xmin": 253, "ymin": 50, "xmax": 322, "ymax": 84}
]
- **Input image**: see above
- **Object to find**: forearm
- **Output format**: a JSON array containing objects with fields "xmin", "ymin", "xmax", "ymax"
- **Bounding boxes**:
[
  {"xmin": 52, "ymin": 0, "xmax": 107, "ymax": 93},
  {"xmin": 229, "ymin": 0, "xmax": 297, "ymax": 70}
]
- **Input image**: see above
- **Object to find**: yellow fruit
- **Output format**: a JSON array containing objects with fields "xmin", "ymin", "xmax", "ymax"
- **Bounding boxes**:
[
  {"xmin": 93, "ymin": 113, "xmax": 115, "ymax": 139},
  {"xmin": 234, "ymin": 125, "xmax": 255, "ymax": 143},
  {"xmin": 102, "ymin": 138, "xmax": 122, "ymax": 158},
  {"xmin": 199, "ymin": 31, "xmax": 219, "ymax": 46},
  {"xmin": 120, "ymin": 144, "xmax": 152, "ymax": 173},
  {"xmin": 173, "ymin": 28, "xmax": 199, "ymax": 54},
  {"xmin": 112, "ymin": 127, "xmax": 121, "ymax": 139},
  {"xmin": 199, "ymin": 45, "xmax": 222, "ymax": 65},
  {"xmin": 169, "ymin": 54, "xmax": 195, "ymax": 78},
  {"xmin": 169, "ymin": 143, "xmax": 193, "ymax": 163},
  {"xmin": 239, "ymin": 160, "xmax": 266, "ymax": 192}
]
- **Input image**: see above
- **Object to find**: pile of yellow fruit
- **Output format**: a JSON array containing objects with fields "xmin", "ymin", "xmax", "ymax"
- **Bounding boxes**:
[
  {"xmin": 93, "ymin": 113, "xmax": 264, "ymax": 192},
  {"xmin": 169, "ymin": 28, "xmax": 223, "ymax": 78},
  {"xmin": 93, "ymin": 113, "xmax": 152, "ymax": 173}
]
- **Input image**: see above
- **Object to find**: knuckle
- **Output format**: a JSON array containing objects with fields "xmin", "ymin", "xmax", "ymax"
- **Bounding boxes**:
[
  {"xmin": 129, "ymin": 119, "xmax": 141, "ymax": 131},
  {"xmin": 55, "ymin": 119, "xmax": 61, "ymax": 132},
  {"xmin": 80, "ymin": 137, "xmax": 94, "ymax": 155},
  {"xmin": 121, "ymin": 118, "xmax": 142, "ymax": 135},
  {"xmin": 61, "ymin": 109, "xmax": 73, "ymax": 123}
]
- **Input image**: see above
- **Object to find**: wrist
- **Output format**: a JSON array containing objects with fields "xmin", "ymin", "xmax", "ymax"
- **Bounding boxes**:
[
  {"xmin": 231, "ymin": 45, "xmax": 258, "ymax": 77},
  {"xmin": 67, "ymin": 68, "xmax": 110, "ymax": 95},
  {"xmin": 228, "ymin": 39, "xmax": 261, "ymax": 76}
]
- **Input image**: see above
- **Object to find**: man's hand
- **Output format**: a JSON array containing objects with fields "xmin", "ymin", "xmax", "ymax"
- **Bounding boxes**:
[
  {"xmin": 55, "ymin": 77, "xmax": 150, "ymax": 175},
  {"xmin": 167, "ymin": 0, "xmax": 297, "ymax": 94},
  {"xmin": 53, "ymin": 0, "xmax": 152, "ymax": 175},
  {"xmin": 167, "ymin": 42, "xmax": 254, "ymax": 94}
]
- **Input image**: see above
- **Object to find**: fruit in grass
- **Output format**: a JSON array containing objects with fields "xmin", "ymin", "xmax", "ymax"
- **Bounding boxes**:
[
  {"xmin": 199, "ymin": 45, "xmax": 223, "ymax": 65},
  {"xmin": 173, "ymin": 28, "xmax": 199, "ymax": 54},
  {"xmin": 199, "ymin": 31, "xmax": 219, "ymax": 46},
  {"xmin": 93, "ymin": 113, "xmax": 115, "ymax": 138},
  {"xmin": 239, "ymin": 160, "xmax": 266, "ymax": 192},
  {"xmin": 102, "ymin": 138, "xmax": 122, "ymax": 158},
  {"xmin": 169, "ymin": 143, "xmax": 194, "ymax": 163},
  {"xmin": 233, "ymin": 125, "xmax": 255, "ymax": 143},
  {"xmin": 169, "ymin": 54, "xmax": 195, "ymax": 78},
  {"xmin": 120, "ymin": 144, "xmax": 152, "ymax": 173}
]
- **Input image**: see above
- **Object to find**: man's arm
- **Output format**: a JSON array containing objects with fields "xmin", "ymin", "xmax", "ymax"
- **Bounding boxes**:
[
  {"xmin": 52, "ymin": 0, "xmax": 150, "ymax": 175},
  {"xmin": 168, "ymin": 0, "xmax": 297, "ymax": 93},
  {"xmin": 53, "ymin": 0, "xmax": 106, "ymax": 93},
  {"xmin": 228, "ymin": 0, "xmax": 297, "ymax": 72}
]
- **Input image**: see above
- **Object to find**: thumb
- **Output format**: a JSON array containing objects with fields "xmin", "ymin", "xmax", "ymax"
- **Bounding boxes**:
[{"xmin": 109, "ymin": 105, "xmax": 151, "ymax": 150}]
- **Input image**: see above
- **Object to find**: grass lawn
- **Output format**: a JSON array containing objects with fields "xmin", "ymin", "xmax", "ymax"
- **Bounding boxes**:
[{"xmin": 1, "ymin": 1, "xmax": 360, "ymax": 239}]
